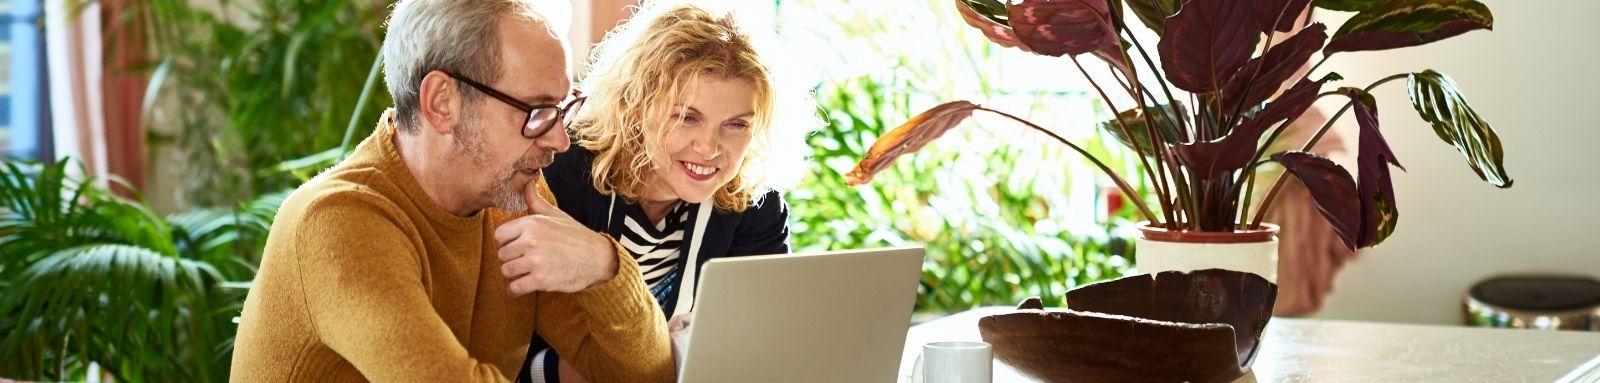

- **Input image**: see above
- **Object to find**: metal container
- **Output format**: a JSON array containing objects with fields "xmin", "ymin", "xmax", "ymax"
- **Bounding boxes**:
[{"xmin": 1464, "ymin": 275, "xmax": 1600, "ymax": 331}]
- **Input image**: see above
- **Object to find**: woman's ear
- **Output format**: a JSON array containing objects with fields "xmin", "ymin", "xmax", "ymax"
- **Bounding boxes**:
[{"xmin": 417, "ymin": 70, "xmax": 459, "ymax": 135}]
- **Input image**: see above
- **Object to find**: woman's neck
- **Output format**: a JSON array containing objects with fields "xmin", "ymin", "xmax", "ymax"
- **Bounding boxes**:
[{"xmin": 638, "ymin": 198, "xmax": 679, "ymax": 226}]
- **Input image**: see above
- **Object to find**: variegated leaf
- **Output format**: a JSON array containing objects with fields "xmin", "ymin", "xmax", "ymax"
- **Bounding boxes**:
[
  {"xmin": 1325, "ymin": 0, "xmax": 1493, "ymax": 54},
  {"xmin": 1407, "ymin": 70, "xmax": 1513, "ymax": 188},
  {"xmin": 1007, "ymin": 0, "xmax": 1119, "ymax": 57},
  {"xmin": 957, "ymin": 0, "xmax": 1032, "ymax": 52}
]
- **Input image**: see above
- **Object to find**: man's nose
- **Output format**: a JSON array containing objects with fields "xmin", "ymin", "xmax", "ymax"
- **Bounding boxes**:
[{"xmin": 534, "ymin": 127, "xmax": 570, "ymax": 153}]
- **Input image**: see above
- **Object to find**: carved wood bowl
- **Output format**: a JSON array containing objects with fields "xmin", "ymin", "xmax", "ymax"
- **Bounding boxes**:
[{"xmin": 977, "ymin": 269, "xmax": 1277, "ymax": 383}]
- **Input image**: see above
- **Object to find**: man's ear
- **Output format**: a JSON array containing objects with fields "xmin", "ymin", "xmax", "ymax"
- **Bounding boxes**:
[{"xmin": 417, "ymin": 70, "xmax": 459, "ymax": 135}]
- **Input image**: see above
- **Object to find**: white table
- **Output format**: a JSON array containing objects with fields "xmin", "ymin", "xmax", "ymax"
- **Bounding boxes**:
[{"xmin": 899, "ymin": 307, "xmax": 1600, "ymax": 382}]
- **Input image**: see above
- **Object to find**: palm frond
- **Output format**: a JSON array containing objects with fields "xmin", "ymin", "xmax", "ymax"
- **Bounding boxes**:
[{"xmin": 0, "ymin": 244, "xmax": 232, "ymax": 382}]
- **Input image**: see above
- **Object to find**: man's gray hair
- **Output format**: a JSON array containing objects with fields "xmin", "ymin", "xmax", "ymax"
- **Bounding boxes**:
[{"xmin": 381, "ymin": 0, "xmax": 557, "ymax": 133}]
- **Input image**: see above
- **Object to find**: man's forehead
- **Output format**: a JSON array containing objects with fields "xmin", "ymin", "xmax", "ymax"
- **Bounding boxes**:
[{"xmin": 497, "ymin": 18, "xmax": 571, "ymax": 103}]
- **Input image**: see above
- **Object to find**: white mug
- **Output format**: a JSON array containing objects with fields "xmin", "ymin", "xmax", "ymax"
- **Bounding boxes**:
[{"xmin": 910, "ymin": 341, "xmax": 992, "ymax": 383}]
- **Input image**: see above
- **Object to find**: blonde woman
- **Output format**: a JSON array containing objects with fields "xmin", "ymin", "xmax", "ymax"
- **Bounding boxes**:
[{"xmin": 516, "ymin": 2, "xmax": 814, "ymax": 382}]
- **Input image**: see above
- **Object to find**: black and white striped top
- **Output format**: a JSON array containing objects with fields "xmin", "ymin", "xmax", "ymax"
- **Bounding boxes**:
[{"xmin": 618, "ymin": 201, "xmax": 693, "ymax": 301}]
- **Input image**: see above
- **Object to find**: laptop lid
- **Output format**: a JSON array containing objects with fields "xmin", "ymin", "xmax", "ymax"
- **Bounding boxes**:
[{"xmin": 677, "ymin": 246, "xmax": 925, "ymax": 383}]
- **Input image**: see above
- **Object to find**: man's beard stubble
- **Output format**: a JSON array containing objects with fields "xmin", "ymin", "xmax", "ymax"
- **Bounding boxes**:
[{"xmin": 455, "ymin": 111, "xmax": 552, "ymax": 213}]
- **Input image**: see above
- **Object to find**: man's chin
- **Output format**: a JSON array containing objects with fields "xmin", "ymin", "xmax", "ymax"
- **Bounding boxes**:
[
  {"xmin": 487, "ymin": 168, "xmax": 543, "ymax": 212},
  {"xmin": 490, "ymin": 193, "xmax": 528, "ymax": 213}
]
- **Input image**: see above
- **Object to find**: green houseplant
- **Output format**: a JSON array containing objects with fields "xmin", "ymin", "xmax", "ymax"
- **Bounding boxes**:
[
  {"xmin": 114, "ymin": 0, "xmax": 389, "ymax": 208},
  {"xmin": 0, "ymin": 159, "xmax": 282, "ymax": 381},
  {"xmin": 779, "ymin": 0, "xmax": 1147, "ymax": 314},
  {"xmin": 848, "ymin": 0, "xmax": 1511, "ymax": 263}
]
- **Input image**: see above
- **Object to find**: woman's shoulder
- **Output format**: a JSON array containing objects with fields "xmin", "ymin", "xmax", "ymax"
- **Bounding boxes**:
[
  {"xmin": 545, "ymin": 143, "xmax": 602, "ymax": 209},
  {"xmin": 723, "ymin": 188, "xmax": 788, "ymax": 225}
]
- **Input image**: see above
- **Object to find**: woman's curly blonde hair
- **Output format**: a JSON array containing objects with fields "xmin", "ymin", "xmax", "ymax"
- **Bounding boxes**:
[{"xmin": 572, "ymin": 2, "xmax": 811, "ymax": 213}]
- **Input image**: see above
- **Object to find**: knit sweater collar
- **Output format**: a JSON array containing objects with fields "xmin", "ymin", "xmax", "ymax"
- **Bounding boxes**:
[{"xmin": 355, "ymin": 108, "xmax": 482, "ymax": 230}]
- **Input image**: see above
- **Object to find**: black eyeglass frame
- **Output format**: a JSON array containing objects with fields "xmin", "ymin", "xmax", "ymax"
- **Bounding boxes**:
[{"xmin": 445, "ymin": 71, "xmax": 586, "ymax": 139}]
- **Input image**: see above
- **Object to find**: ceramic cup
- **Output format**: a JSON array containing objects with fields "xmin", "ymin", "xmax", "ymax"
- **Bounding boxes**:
[{"xmin": 910, "ymin": 341, "xmax": 992, "ymax": 383}]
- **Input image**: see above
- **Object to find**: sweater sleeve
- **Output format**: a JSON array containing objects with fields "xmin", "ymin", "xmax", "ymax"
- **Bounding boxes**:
[
  {"xmin": 531, "ymin": 239, "xmax": 675, "ymax": 383},
  {"xmin": 726, "ymin": 188, "xmax": 792, "ymax": 256},
  {"xmin": 294, "ymin": 192, "xmax": 510, "ymax": 383}
]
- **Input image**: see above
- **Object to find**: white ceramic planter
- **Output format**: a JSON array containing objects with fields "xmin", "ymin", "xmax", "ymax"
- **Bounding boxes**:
[{"xmin": 1134, "ymin": 223, "xmax": 1280, "ymax": 283}]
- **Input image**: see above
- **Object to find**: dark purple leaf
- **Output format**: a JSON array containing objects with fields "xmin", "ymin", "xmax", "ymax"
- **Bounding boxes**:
[
  {"xmin": 1324, "ymin": 0, "xmax": 1493, "ymax": 54},
  {"xmin": 1221, "ymin": 23, "xmax": 1328, "ymax": 114},
  {"xmin": 1313, "ymin": 0, "xmax": 1383, "ymax": 12},
  {"xmin": 1254, "ymin": 0, "xmax": 1313, "ymax": 33},
  {"xmin": 1339, "ymin": 88, "xmax": 1403, "ymax": 248},
  {"xmin": 1159, "ymin": 0, "xmax": 1259, "ymax": 94},
  {"xmin": 1174, "ymin": 135, "xmax": 1256, "ymax": 179},
  {"xmin": 1006, "ymin": 0, "xmax": 1119, "ymax": 57},
  {"xmin": 1272, "ymin": 151, "xmax": 1360, "ymax": 250},
  {"xmin": 1170, "ymin": 73, "xmax": 1334, "ymax": 180},
  {"xmin": 1091, "ymin": 43, "xmax": 1138, "ymax": 88},
  {"xmin": 1232, "ymin": 72, "xmax": 1337, "ymax": 138},
  {"xmin": 1173, "ymin": 76, "xmax": 1311, "ymax": 180}
]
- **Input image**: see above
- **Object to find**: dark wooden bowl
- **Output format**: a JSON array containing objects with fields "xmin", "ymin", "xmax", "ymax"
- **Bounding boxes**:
[{"xmin": 977, "ymin": 269, "xmax": 1277, "ymax": 383}]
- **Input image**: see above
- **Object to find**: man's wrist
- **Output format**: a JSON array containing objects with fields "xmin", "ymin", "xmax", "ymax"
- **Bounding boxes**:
[{"xmin": 588, "ymin": 232, "xmax": 620, "ymax": 288}]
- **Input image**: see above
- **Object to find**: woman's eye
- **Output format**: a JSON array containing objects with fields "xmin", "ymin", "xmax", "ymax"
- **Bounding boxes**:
[
  {"xmin": 674, "ymin": 114, "xmax": 700, "ymax": 124},
  {"xmin": 727, "ymin": 122, "xmax": 750, "ymax": 130}
]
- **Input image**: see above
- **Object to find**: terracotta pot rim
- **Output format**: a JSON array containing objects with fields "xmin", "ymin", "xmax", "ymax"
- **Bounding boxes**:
[{"xmin": 1137, "ymin": 221, "xmax": 1279, "ymax": 244}]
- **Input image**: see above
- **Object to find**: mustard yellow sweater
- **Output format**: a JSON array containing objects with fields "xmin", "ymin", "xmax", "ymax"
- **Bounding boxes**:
[{"xmin": 230, "ymin": 111, "xmax": 672, "ymax": 382}]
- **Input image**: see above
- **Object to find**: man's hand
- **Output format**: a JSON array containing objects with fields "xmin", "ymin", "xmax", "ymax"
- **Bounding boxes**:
[{"xmin": 494, "ymin": 180, "xmax": 619, "ymax": 296}]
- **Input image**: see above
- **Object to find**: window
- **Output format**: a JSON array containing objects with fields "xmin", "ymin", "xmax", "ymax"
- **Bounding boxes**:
[{"xmin": 1, "ymin": 0, "xmax": 50, "ymax": 161}]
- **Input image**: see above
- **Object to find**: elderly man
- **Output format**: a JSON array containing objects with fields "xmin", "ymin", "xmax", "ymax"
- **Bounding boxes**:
[{"xmin": 228, "ymin": 1, "xmax": 672, "ymax": 382}]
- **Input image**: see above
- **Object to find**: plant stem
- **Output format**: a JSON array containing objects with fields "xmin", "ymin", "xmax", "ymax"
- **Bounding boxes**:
[
  {"xmin": 1105, "ymin": 60, "xmax": 1179, "ymax": 227},
  {"xmin": 340, "ymin": 55, "xmax": 384, "ymax": 161},
  {"xmin": 1071, "ymin": 56, "xmax": 1168, "ymax": 225},
  {"xmin": 1123, "ymin": 25, "xmax": 1189, "ymax": 138},
  {"xmin": 1169, "ymin": 150, "xmax": 1194, "ymax": 228},
  {"xmin": 1251, "ymin": 72, "xmax": 1410, "ymax": 226},
  {"xmin": 1301, "ymin": 73, "xmax": 1408, "ymax": 151},
  {"xmin": 1230, "ymin": 91, "xmax": 1344, "ymax": 198},
  {"xmin": 977, "ymin": 106, "xmax": 1161, "ymax": 223},
  {"xmin": 1238, "ymin": 168, "xmax": 1257, "ymax": 228},
  {"xmin": 1308, "ymin": 55, "xmax": 1331, "ymax": 78}
]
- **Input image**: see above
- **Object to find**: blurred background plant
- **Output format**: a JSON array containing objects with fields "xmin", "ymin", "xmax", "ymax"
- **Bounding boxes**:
[
  {"xmin": 1, "ymin": 0, "xmax": 1150, "ymax": 379},
  {"xmin": 0, "ymin": 0, "xmax": 386, "ymax": 380},
  {"xmin": 0, "ymin": 158, "xmax": 280, "ymax": 381},
  {"xmin": 120, "ymin": 0, "xmax": 390, "ymax": 208},
  {"xmin": 779, "ymin": 0, "xmax": 1143, "ymax": 314}
]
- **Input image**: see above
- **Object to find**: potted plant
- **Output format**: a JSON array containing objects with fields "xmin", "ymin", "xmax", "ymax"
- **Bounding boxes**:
[
  {"xmin": 847, "ymin": 0, "xmax": 1510, "ymax": 280},
  {"xmin": 842, "ymin": 0, "xmax": 1511, "ymax": 380}
]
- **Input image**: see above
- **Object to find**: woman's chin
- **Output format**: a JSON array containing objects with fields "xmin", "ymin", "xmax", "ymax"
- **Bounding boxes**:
[{"xmin": 667, "ymin": 185, "xmax": 717, "ymax": 205}]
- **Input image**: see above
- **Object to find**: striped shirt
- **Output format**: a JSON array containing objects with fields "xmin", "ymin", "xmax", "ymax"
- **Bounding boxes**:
[{"xmin": 619, "ymin": 201, "xmax": 693, "ymax": 304}]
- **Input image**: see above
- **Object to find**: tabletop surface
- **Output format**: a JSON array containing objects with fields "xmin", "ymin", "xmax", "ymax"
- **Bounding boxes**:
[{"xmin": 899, "ymin": 307, "xmax": 1600, "ymax": 383}]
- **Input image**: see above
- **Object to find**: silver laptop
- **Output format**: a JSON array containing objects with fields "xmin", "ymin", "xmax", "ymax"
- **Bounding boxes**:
[{"xmin": 676, "ymin": 246, "xmax": 925, "ymax": 383}]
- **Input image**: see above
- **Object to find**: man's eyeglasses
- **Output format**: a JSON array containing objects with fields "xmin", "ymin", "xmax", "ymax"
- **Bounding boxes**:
[{"xmin": 446, "ymin": 72, "xmax": 586, "ymax": 139}]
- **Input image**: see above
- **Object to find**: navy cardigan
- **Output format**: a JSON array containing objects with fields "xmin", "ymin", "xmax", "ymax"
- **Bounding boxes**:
[{"xmin": 516, "ymin": 144, "xmax": 790, "ymax": 382}]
